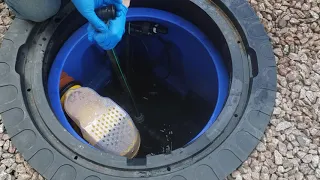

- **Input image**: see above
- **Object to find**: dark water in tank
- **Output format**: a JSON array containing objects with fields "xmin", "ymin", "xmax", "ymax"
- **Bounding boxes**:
[{"xmin": 97, "ymin": 35, "xmax": 214, "ymax": 157}]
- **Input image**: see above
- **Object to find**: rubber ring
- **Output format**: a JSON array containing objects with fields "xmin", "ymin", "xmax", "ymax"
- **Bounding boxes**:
[{"xmin": 59, "ymin": 81, "xmax": 82, "ymax": 98}]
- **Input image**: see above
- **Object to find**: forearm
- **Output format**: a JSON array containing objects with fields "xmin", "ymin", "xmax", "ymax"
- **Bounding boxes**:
[{"xmin": 123, "ymin": 0, "xmax": 130, "ymax": 7}]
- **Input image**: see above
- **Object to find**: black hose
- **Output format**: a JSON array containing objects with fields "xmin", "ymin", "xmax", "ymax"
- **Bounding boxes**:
[
  {"xmin": 96, "ymin": 6, "xmax": 169, "ymax": 147},
  {"xmin": 95, "ymin": 5, "xmax": 143, "ymax": 119},
  {"xmin": 106, "ymin": 50, "xmax": 141, "ymax": 118}
]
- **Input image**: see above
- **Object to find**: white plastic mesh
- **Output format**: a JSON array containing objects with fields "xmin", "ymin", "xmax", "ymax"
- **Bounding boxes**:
[{"xmin": 64, "ymin": 87, "xmax": 140, "ymax": 158}]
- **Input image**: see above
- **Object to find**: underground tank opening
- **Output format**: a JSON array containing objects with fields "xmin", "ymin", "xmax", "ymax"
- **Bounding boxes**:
[{"xmin": 45, "ymin": 1, "xmax": 231, "ymax": 159}]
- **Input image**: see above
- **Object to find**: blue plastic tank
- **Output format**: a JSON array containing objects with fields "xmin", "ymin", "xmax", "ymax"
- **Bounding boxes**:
[{"xmin": 48, "ymin": 8, "xmax": 228, "ymax": 149}]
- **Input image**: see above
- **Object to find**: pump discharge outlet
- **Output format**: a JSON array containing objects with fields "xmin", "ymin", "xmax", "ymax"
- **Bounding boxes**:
[{"xmin": 60, "ymin": 72, "xmax": 141, "ymax": 159}]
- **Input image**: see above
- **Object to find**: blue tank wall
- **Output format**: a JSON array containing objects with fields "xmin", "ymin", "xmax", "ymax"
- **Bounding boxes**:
[{"xmin": 48, "ymin": 7, "xmax": 229, "ymax": 147}]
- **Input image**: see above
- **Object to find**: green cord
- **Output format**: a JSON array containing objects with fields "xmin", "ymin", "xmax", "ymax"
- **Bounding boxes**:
[{"xmin": 111, "ymin": 49, "xmax": 136, "ymax": 106}]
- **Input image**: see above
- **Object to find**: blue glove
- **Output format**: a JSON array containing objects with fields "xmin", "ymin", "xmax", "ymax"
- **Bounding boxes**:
[
  {"xmin": 87, "ymin": 4, "xmax": 128, "ymax": 50},
  {"xmin": 72, "ymin": 0, "xmax": 127, "ymax": 50}
]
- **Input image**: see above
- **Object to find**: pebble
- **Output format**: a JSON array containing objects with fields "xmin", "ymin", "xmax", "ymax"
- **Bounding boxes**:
[
  {"xmin": 24, "ymin": 162, "xmax": 34, "ymax": 175},
  {"xmin": 277, "ymin": 165, "xmax": 284, "ymax": 173},
  {"xmin": 261, "ymin": 166, "xmax": 269, "ymax": 173},
  {"xmin": 2, "ymin": 17, "xmax": 12, "ymax": 26},
  {"xmin": 242, "ymin": 173, "xmax": 251, "ymax": 180},
  {"xmin": 310, "ymin": 10, "xmax": 319, "ymax": 19},
  {"xmin": 260, "ymin": 173, "xmax": 269, "ymax": 180},
  {"xmin": 1, "ymin": 153, "xmax": 12, "ymax": 159},
  {"xmin": 16, "ymin": 164, "xmax": 26, "ymax": 174},
  {"xmin": 0, "ymin": 172, "xmax": 7, "ymax": 180},
  {"xmin": 251, "ymin": 172, "xmax": 259, "ymax": 180},
  {"xmin": 296, "ymin": 136, "xmax": 311, "ymax": 147},
  {"xmin": 287, "ymin": 143, "xmax": 293, "ymax": 150},
  {"xmin": 274, "ymin": 48, "xmax": 283, "ymax": 57},
  {"xmin": 309, "ymin": 150, "xmax": 317, "ymax": 155},
  {"xmin": 306, "ymin": 175, "xmax": 317, "ymax": 180},
  {"xmin": 287, "ymin": 151, "xmax": 294, "ymax": 159},
  {"xmin": 6, "ymin": 174, "xmax": 13, "ymax": 180},
  {"xmin": 311, "ymin": 155, "xmax": 319, "ymax": 167},
  {"xmin": 270, "ymin": 174, "xmax": 277, "ymax": 180},
  {"xmin": 283, "ymin": 159, "xmax": 294, "ymax": 169},
  {"xmin": 286, "ymin": 71, "xmax": 298, "ymax": 82},
  {"xmin": 315, "ymin": 169, "xmax": 320, "ymax": 178},
  {"xmin": 313, "ymin": 63, "xmax": 320, "ymax": 74},
  {"xmin": 0, "ymin": 124, "xmax": 4, "ymax": 134},
  {"xmin": 38, "ymin": 174, "xmax": 44, "ymax": 180},
  {"xmin": 0, "ymin": 164, "xmax": 6, "ymax": 172},
  {"xmin": 276, "ymin": 121, "xmax": 293, "ymax": 131},
  {"xmin": 302, "ymin": 154, "xmax": 313, "ymax": 163},
  {"xmin": 278, "ymin": 18, "xmax": 287, "ymax": 28},
  {"xmin": 232, "ymin": 171, "xmax": 241, "ymax": 178},
  {"xmin": 295, "ymin": 172, "xmax": 304, "ymax": 180},
  {"xmin": 274, "ymin": 150, "xmax": 283, "ymax": 165},
  {"xmin": 297, "ymin": 151, "xmax": 307, "ymax": 159},
  {"xmin": 16, "ymin": 174, "xmax": 31, "ymax": 180},
  {"xmin": 15, "ymin": 153, "xmax": 24, "ymax": 163},
  {"xmin": 2, "ymin": 141, "xmax": 9, "ymax": 151},
  {"xmin": 256, "ymin": 142, "xmax": 267, "ymax": 152},
  {"xmin": 0, "ymin": 159, "xmax": 14, "ymax": 167},
  {"xmin": 8, "ymin": 142, "xmax": 15, "ymax": 154},
  {"xmin": 5, "ymin": 163, "xmax": 16, "ymax": 174},
  {"xmin": 278, "ymin": 142, "xmax": 287, "ymax": 155},
  {"xmin": 2, "ymin": 134, "xmax": 10, "ymax": 141},
  {"xmin": 30, "ymin": 172, "xmax": 39, "ymax": 180},
  {"xmin": 300, "ymin": 163, "xmax": 312, "ymax": 175}
]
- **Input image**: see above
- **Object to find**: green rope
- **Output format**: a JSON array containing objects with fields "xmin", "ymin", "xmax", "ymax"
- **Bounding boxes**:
[{"xmin": 111, "ymin": 49, "xmax": 136, "ymax": 103}]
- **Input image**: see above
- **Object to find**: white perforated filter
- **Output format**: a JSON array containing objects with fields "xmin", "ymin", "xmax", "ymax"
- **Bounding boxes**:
[{"xmin": 63, "ymin": 87, "xmax": 140, "ymax": 158}]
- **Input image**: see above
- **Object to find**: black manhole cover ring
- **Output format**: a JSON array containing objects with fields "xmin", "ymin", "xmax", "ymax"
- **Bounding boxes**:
[{"xmin": 0, "ymin": 0, "xmax": 275, "ymax": 179}]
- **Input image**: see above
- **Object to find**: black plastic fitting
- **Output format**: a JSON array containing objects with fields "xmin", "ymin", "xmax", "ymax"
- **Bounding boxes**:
[{"xmin": 95, "ymin": 5, "xmax": 116, "ymax": 21}]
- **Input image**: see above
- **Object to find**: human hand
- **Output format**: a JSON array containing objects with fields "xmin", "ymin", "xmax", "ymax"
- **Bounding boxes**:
[
  {"xmin": 72, "ymin": 0, "xmax": 128, "ymax": 50},
  {"xmin": 87, "ymin": 3, "xmax": 128, "ymax": 50}
]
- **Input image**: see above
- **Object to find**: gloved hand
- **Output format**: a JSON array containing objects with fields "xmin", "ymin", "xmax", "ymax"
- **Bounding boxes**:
[
  {"xmin": 72, "ymin": 0, "xmax": 128, "ymax": 50},
  {"xmin": 87, "ymin": 4, "xmax": 128, "ymax": 50}
]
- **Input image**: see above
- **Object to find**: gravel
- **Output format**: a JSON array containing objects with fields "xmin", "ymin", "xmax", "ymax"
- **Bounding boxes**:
[
  {"xmin": 0, "ymin": 0, "xmax": 319, "ymax": 180},
  {"xmin": 227, "ymin": 0, "xmax": 320, "ymax": 179}
]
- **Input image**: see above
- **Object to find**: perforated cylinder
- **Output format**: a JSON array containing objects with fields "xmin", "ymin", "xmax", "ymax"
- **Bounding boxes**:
[{"xmin": 64, "ymin": 87, "xmax": 140, "ymax": 158}]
